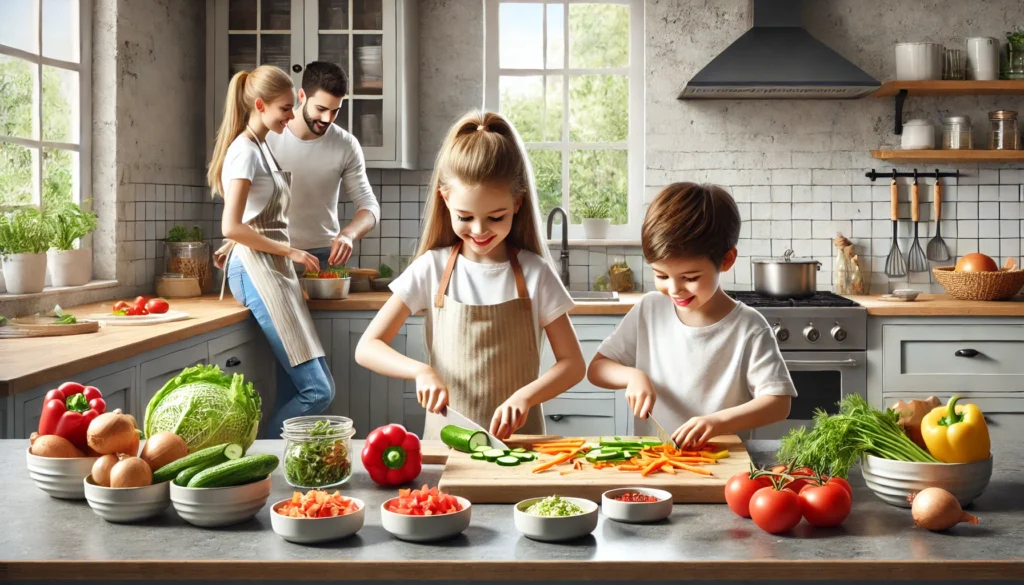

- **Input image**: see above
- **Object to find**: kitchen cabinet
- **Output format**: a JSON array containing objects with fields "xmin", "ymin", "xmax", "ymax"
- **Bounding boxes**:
[
  {"xmin": 138, "ymin": 345, "xmax": 210, "ymax": 413},
  {"xmin": 83, "ymin": 368, "xmax": 137, "ymax": 420},
  {"xmin": 12, "ymin": 366, "xmax": 138, "ymax": 440},
  {"xmin": 206, "ymin": 0, "xmax": 419, "ymax": 168},
  {"xmin": 209, "ymin": 325, "xmax": 275, "ymax": 433}
]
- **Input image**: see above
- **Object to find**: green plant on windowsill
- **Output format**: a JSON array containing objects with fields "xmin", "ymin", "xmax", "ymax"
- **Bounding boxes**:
[
  {"xmin": 575, "ymin": 200, "xmax": 613, "ymax": 221},
  {"xmin": 47, "ymin": 200, "xmax": 98, "ymax": 251},
  {"xmin": 0, "ymin": 208, "xmax": 53, "ymax": 257},
  {"xmin": 166, "ymin": 225, "xmax": 203, "ymax": 243}
]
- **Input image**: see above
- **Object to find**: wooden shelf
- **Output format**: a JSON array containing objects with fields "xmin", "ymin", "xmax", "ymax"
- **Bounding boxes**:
[
  {"xmin": 872, "ymin": 80, "xmax": 1024, "ymax": 97},
  {"xmin": 871, "ymin": 149, "xmax": 1024, "ymax": 163}
]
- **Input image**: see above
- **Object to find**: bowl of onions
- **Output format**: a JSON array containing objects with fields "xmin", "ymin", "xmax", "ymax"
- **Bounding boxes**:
[{"xmin": 860, "ymin": 454, "xmax": 992, "ymax": 508}]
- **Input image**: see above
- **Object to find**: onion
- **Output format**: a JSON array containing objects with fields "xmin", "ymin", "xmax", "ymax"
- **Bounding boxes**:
[
  {"xmin": 909, "ymin": 487, "xmax": 979, "ymax": 531},
  {"xmin": 140, "ymin": 432, "xmax": 188, "ymax": 471},
  {"xmin": 92, "ymin": 454, "xmax": 119, "ymax": 487},
  {"xmin": 109, "ymin": 455, "xmax": 152, "ymax": 488},
  {"xmin": 87, "ymin": 409, "xmax": 138, "ymax": 455},
  {"xmin": 30, "ymin": 434, "xmax": 85, "ymax": 458}
]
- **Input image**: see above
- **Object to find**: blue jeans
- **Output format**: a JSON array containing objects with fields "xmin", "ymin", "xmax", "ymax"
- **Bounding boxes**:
[{"xmin": 228, "ymin": 257, "xmax": 335, "ymax": 439}]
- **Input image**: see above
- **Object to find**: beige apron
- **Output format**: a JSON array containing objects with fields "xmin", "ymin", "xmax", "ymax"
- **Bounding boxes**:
[
  {"xmin": 219, "ymin": 129, "xmax": 325, "ymax": 368},
  {"xmin": 421, "ymin": 242, "xmax": 545, "ymax": 440}
]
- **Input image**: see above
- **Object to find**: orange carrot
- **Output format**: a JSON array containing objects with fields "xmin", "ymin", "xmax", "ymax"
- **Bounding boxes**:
[
  {"xmin": 531, "ymin": 449, "xmax": 580, "ymax": 473},
  {"xmin": 641, "ymin": 459, "xmax": 667, "ymax": 476},
  {"xmin": 661, "ymin": 463, "xmax": 676, "ymax": 475},
  {"xmin": 665, "ymin": 460, "xmax": 713, "ymax": 475},
  {"xmin": 617, "ymin": 464, "xmax": 642, "ymax": 471}
]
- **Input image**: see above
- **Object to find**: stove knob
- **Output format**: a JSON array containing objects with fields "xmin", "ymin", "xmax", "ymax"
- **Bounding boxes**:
[
  {"xmin": 831, "ymin": 323, "xmax": 848, "ymax": 342},
  {"xmin": 803, "ymin": 323, "xmax": 820, "ymax": 343},
  {"xmin": 772, "ymin": 323, "xmax": 790, "ymax": 343}
]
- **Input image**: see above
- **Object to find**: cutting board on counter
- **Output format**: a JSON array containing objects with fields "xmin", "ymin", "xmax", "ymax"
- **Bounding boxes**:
[
  {"xmin": 420, "ymin": 435, "xmax": 563, "ymax": 465},
  {"xmin": 437, "ymin": 435, "xmax": 751, "ymax": 504}
]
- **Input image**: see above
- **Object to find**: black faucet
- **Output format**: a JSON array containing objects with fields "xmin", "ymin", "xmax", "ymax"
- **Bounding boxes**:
[{"xmin": 546, "ymin": 207, "xmax": 570, "ymax": 287}]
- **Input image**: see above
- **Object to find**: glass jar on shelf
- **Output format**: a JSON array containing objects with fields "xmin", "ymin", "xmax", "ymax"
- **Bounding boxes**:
[
  {"xmin": 942, "ymin": 116, "xmax": 972, "ymax": 150},
  {"xmin": 164, "ymin": 231, "xmax": 211, "ymax": 292},
  {"xmin": 989, "ymin": 110, "xmax": 1020, "ymax": 150}
]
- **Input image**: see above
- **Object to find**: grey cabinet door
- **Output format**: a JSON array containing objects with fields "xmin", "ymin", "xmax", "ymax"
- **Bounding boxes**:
[
  {"xmin": 138, "ymin": 344, "xmax": 210, "ymax": 413},
  {"xmin": 15, "ymin": 367, "xmax": 138, "ymax": 439},
  {"xmin": 542, "ymin": 397, "xmax": 617, "ymax": 437},
  {"xmin": 208, "ymin": 325, "xmax": 274, "ymax": 433},
  {"xmin": 541, "ymin": 322, "xmax": 618, "ymax": 395},
  {"xmin": 15, "ymin": 386, "xmax": 50, "ymax": 439},
  {"xmin": 83, "ymin": 367, "xmax": 138, "ymax": 419}
]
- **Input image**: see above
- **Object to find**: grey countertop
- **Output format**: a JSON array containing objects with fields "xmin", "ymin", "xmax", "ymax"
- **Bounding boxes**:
[{"xmin": 2, "ymin": 439, "xmax": 1023, "ymax": 582}]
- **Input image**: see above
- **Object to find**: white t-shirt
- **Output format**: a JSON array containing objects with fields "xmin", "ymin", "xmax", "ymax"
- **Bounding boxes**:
[
  {"xmin": 597, "ymin": 292, "xmax": 797, "ymax": 436},
  {"xmin": 389, "ymin": 246, "xmax": 575, "ymax": 349},
  {"xmin": 266, "ymin": 124, "xmax": 380, "ymax": 250},
  {"xmin": 222, "ymin": 135, "xmax": 277, "ymax": 224}
]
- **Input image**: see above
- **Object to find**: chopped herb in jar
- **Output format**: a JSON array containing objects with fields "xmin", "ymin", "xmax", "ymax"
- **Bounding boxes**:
[
  {"xmin": 284, "ymin": 420, "xmax": 352, "ymax": 488},
  {"xmin": 525, "ymin": 495, "xmax": 585, "ymax": 517}
]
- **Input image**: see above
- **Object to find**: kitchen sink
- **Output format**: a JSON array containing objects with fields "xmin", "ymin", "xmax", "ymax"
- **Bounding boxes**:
[{"xmin": 569, "ymin": 291, "xmax": 619, "ymax": 302}]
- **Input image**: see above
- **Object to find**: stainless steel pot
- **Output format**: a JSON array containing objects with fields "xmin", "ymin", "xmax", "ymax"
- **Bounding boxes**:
[
  {"xmin": 301, "ymin": 277, "xmax": 351, "ymax": 300},
  {"xmin": 752, "ymin": 249, "xmax": 821, "ymax": 298}
]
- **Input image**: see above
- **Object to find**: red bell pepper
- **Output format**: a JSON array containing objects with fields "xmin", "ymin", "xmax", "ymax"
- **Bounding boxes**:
[
  {"xmin": 37, "ymin": 382, "xmax": 106, "ymax": 451},
  {"xmin": 361, "ymin": 424, "xmax": 422, "ymax": 486}
]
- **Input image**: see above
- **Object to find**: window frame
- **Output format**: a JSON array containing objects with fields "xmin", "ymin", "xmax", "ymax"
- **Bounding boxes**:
[
  {"xmin": 484, "ymin": 0, "xmax": 644, "ymax": 241},
  {"xmin": 0, "ymin": 0, "xmax": 93, "ymax": 215}
]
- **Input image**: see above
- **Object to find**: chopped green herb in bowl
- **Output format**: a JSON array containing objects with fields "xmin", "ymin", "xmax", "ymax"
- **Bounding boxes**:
[{"xmin": 524, "ymin": 495, "xmax": 586, "ymax": 517}]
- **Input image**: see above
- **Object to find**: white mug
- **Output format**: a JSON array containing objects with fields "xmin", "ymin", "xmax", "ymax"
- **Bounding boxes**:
[
  {"xmin": 895, "ymin": 43, "xmax": 943, "ymax": 80},
  {"xmin": 966, "ymin": 37, "xmax": 1000, "ymax": 80}
]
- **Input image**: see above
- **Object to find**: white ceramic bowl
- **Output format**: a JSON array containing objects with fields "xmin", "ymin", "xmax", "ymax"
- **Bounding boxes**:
[
  {"xmin": 861, "ymin": 454, "xmax": 992, "ymax": 508},
  {"xmin": 601, "ymin": 488, "xmax": 673, "ymax": 523},
  {"xmin": 270, "ymin": 497, "xmax": 366, "ymax": 544},
  {"xmin": 170, "ymin": 475, "xmax": 272, "ymax": 527},
  {"xmin": 513, "ymin": 497, "xmax": 599, "ymax": 542},
  {"xmin": 892, "ymin": 288, "xmax": 921, "ymax": 300},
  {"xmin": 83, "ymin": 475, "xmax": 171, "ymax": 522},
  {"xmin": 26, "ymin": 448, "xmax": 99, "ymax": 500},
  {"xmin": 380, "ymin": 496, "xmax": 472, "ymax": 542}
]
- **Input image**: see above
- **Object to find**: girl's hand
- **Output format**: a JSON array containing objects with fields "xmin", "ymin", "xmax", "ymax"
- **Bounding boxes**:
[
  {"xmin": 289, "ymin": 248, "xmax": 320, "ymax": 274},
  {"xmin": 490, "ymin": 394, "xmax": 531, "ymax": 440},
  {"xmin": 416, "ymin": 367, "xmax": 449, "ymax": 414},
  {"xmin": 671, "ymin": 415, "xmax": 721, "ymax": 450},
  {"xmin": 625, "ymin": 369, "xmax": 657, "ymax": 419},
  {"xmin": 213, "ymin": 241, "xmax": 234, "ymax": 270}
]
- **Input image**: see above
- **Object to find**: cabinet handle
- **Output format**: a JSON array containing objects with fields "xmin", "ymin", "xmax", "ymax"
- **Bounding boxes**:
[
  {"xmin": 226, "ymin": 357, "xmax": 241, "ymax": 367},
  {"xmin": 548, "ymin": 415, "xmax": 564, "ymax": 422},
  {"xmin": 292, "ymin": 64, "xmax": 303, "ymax": 73},
  {"xmin": 955, "ymin": 349, "xmax": 980, "ymax": 358}
]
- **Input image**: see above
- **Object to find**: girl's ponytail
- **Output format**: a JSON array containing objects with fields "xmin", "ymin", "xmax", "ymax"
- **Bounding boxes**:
[{"xmin": 208, "ymin": 71, "xmax": 250, "ymax": 196}]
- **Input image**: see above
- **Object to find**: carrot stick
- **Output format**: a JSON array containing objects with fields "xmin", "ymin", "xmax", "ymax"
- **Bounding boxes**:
[
  {"xmin": 617, "ymin": 464, "xmax": 642, "ymax": 471},
  {"xmin": 661, "ymin": 463, "xmax": 676, "ymax": 475},
  {"xmin": 641, "ymin": 459, "xmax": 666, "ymax": 476},
  {"xmin": 531, "ymin": 449, "xmax": 580, "ymax": 473},
  {"xmin": 664, "ymin": 456, "xmax": 716, "ymax": 464},
  {"xmin": 665, "ymin": 460, "xmax": 713, "ymax": 476}
]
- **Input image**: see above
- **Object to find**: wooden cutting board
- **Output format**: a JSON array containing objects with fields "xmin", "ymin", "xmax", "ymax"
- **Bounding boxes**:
[
  {"xmin": 0, "ymin": 317, "xmax": 100, "ymax": 338},
  {"xmin": 420, "ymin": 435, "xmax": 563, "ymax": 465},
  {"xmin": 437, "ymin": 435, "xmax": 752, "ymax": 504}
]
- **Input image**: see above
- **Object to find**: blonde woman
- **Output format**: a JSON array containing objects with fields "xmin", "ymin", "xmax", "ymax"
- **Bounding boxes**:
[
  {"xmin": 355, "ymin": 111, "xmax": 586, "ymax": 440},
  {"xmin": 209, "ymin": 65, "xmax": 334, "ymax": 438}
]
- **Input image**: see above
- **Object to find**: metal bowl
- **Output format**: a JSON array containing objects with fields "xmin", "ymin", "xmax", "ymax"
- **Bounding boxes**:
[
  {"xmin": 301, "ymin": 277, "xmax": 351, "ymax": 300},
  {"xmin": 860, "ymin": 454, "xmax": 992, "ymax": 508}
]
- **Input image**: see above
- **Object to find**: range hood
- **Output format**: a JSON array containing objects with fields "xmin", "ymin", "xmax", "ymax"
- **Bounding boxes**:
[{"xmin": 679, "ymin": 0, "xmax": 880, "ymax": 100}]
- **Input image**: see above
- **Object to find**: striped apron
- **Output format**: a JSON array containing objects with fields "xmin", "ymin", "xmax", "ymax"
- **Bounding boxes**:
[
  {"xmin": 421, "ymin": 242, "xmax": 545, "ymax": 440},
  {"xmin": 219, "ymin": 129, "xmax": 324, "ymax": 367}
]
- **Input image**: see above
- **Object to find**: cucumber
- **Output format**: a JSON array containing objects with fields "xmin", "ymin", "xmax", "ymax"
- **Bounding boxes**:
[
  {"xmin": 483, "ymin": 449, "xmax": 505, "ymax": 462},
  {"xmin": 440, "ymin": 425, "xmax": 489, "ymax": 453},
  {"xmin": 511, "ymin": 451, "xmax": 534, "ymax": 461},
  {"xmin": 511, "ymin": 447, "xmax": 527, "ymax": 453},
  {"xmin": 473, "ymin": 445, "xmax": 491, "ymax": 453},
  {"xmin": 152, "ymin": 443, "xmax": 242, "ymax": 484},
  {"xmin": 496, "ymin": 456, "xmax": 520, "ymax": 466},
  {"xmin": 187, "ymin": 454, "xmax": 279, "ymax": 488},
  {"xmin": 174, "ymin": 458, "xmax": 225, "ymax": 486},
  {"xmin": 471, "ymin": 452, "xmax": 486, "ymax": 460}
]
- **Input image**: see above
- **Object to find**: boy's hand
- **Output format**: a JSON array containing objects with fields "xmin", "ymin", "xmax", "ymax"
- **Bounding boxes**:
[
  {"xmin": 490, "ymin": 394, "xmax": 531, "ymax": 440},
  {"xmin": 672, "ymin": 415, "xmax": 721, "ymax": 450},
  {"xmin": 625, "ymin": 369, "xmax": 657, "ymax": 419},
  {"xmin": 415, "ymin": 367, "xmax": 449, "ymax": 414}
]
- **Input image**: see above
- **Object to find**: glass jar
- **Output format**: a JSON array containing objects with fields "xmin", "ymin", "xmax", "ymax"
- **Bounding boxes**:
[
  {"xmin": 282, "ymin": 416, "xmax": 355, "ymax": 489},
  {"xmin": 989, "ymin": 110, "xmax": 1020, "ymax": 150},
  {"xmin": 1008, "ymin": 45, "xmax": 1024, "ymax": 80},
  {"xmin": 606, "ymin": 254, "xmax": 635, "ymax": 293},
  {"xmin": 942, "ymin": 116, "xmax": 973, "ymax": 149},
  {"xmin": 165, "ymin": 241, "xmax": 211, "ymax": 292}
]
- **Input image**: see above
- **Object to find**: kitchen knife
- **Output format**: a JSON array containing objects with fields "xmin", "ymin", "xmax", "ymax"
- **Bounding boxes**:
[
  {"xmin": 647, "ymin": 414, "xmax": 675, "ymax": 446},
  {"xmin": 440, "ymin": 407, "xmax": 510, "ymax": 451}
]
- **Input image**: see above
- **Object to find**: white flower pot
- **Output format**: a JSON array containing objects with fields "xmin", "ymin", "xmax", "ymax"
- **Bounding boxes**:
[
  {"xmin": 47, "ymin": 248, "xmax": 92, "ymax": 288},
  {"xmin": 582, "ymin": 218, "xmax": 611, "ymax": 240},
  {"xmin": 1, "ymin": 252, "xmax": 48, "ymax": 294},
  {"xmin": 0, "ymin": 269, "xmax": 6, "ymax": 293}
]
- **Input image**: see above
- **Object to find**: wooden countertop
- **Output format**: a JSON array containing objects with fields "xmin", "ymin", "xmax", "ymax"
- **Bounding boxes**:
[
  {"xmin": 309, "ymin": 292, "xmax": 645, "ymax": 315},
  {"xmin": 0, "ymin": 297, "xmax": 251, "ymax": 397},
  {"xmin": 845, "ymin": 294, "xmax": 1024, "ymax": 316}
]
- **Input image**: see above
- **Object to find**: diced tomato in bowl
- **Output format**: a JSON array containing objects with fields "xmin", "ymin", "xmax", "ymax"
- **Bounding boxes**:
[
  {"xmin": 380, "ymin": 485, "xmax": 471, "ymax": 542},
  {"xmin": 270, "ymin": 490, "xmax": 366, "ymax": 544}
]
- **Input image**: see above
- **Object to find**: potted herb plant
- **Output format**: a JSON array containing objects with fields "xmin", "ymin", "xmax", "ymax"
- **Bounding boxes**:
[
  {"xmin": 576, "ymin": 200, "xmax": 613, "ymax": 240},
  {"xmin": 0, "ymin": 208, "xmax": 53, "ymax": 294},
  {"xmin": 46, "ymin": 201, "xmax": 98, "ymax": 287},
  {"xmin": 1007, "ymin": 27, "xmax": 1024, "ymax": 80}
]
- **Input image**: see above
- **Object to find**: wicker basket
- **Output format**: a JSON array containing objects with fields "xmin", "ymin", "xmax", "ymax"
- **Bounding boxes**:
[{"xmin": 932, "ymin": 266, "xmax": 1024, "ymax": 301}]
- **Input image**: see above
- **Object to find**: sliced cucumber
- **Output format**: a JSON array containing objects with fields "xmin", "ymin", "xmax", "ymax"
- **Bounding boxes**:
[
  {"xmin": 473, "ymin": 445, "xmax": 491, "ymax": 453},
  {"xmin": 496, "ymin": 456, "xmax": 520, "ymax": 466},
  {"xmin": 471, "ymin": 452, "xmax": 486, "ymax": 460},
  {"xmin": 511, "ymin": 447, "xmax": 527, "ymax": 453},
  {"xmin": 483, "ymin": 449, "xmax": 506, "ymax": 462},
  {"xmin": 440, "ymin": 425, "xmax": 489, "ymax": 453},
  {"xmin": 223, "ymin": 443, "xmax": 245, "ymax": 460}
]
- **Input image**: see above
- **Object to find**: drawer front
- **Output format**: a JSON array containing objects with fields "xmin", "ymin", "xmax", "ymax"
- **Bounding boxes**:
[
  {"xmin": 541, "ymin": 397, "xmax": 616, "ymax": 437},
  {"xmin": 882, "ymin": 324, "xmax": 1024, "ymax": 394},
  {"xmin": 541, "ymin": 324, "xmax": 618, "ymax": 395}
]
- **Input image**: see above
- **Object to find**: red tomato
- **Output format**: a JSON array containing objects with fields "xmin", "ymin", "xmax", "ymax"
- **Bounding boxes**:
[
  {"xmin": 133, "ymin": 296, "xmax": 148, "ymax": 310},
  {"xmin": 771, "ymin": 464, "xmax": 815, "ymax": 493},
  {"xmin": 824, "ymin": 476, "xmax": 853, "ymax": 499},
  {"xmin": 145, "ymin": 298, "xmax": 170, "ymax": 314},
  {"xmin": 799, "ymin": 482, "xmax": 852, "ymax": 528},
  {"xmin": 724, "ymin": 471, "xmax": 771, "ymax": 518},
  {"xmin": 749, "ymin": 486, "xmax": 802, "ymax": 534},
  {"xmin": 112, "ymin": 300, "xmax": 128, "ymax": 312},
  {"xmin": 386, "ymin": 485, "xmax": 462, "ymax": 516}
]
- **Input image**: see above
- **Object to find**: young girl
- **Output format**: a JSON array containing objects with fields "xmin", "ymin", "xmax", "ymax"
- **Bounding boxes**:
[
  {"xmin": 355, "ymin": 111, "xmax": 585, "ymax": 440},
  {"xmin": 209, "ymin": 65, "xmax": 335, "ymax": 439}
]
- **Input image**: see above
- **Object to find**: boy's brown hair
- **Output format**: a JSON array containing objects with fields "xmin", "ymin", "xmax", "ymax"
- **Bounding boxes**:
[{"xmin": 642, "ymin": 182, "xmax": 741, "ymax": 267}]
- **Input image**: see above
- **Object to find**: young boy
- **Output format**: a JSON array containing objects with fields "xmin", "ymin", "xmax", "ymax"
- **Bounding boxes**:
[{"xmin": 587, "ymin": 182, "xmax": 795, "ymax": 449}]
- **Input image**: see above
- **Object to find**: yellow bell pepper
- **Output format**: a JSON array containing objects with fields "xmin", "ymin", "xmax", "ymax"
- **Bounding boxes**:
[{"xmin": 920, "ymin": 395, "xmax": 990, "ymax": 463}]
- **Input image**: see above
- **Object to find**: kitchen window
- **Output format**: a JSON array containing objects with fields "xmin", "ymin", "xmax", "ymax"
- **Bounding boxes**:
[
  {"xmin": 484, "ymin": 0, "xmax": 644, "ymax": 241},
  {"xmin": 0, "ymin": 0, "xmax": 92, "ymax": 214}
]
